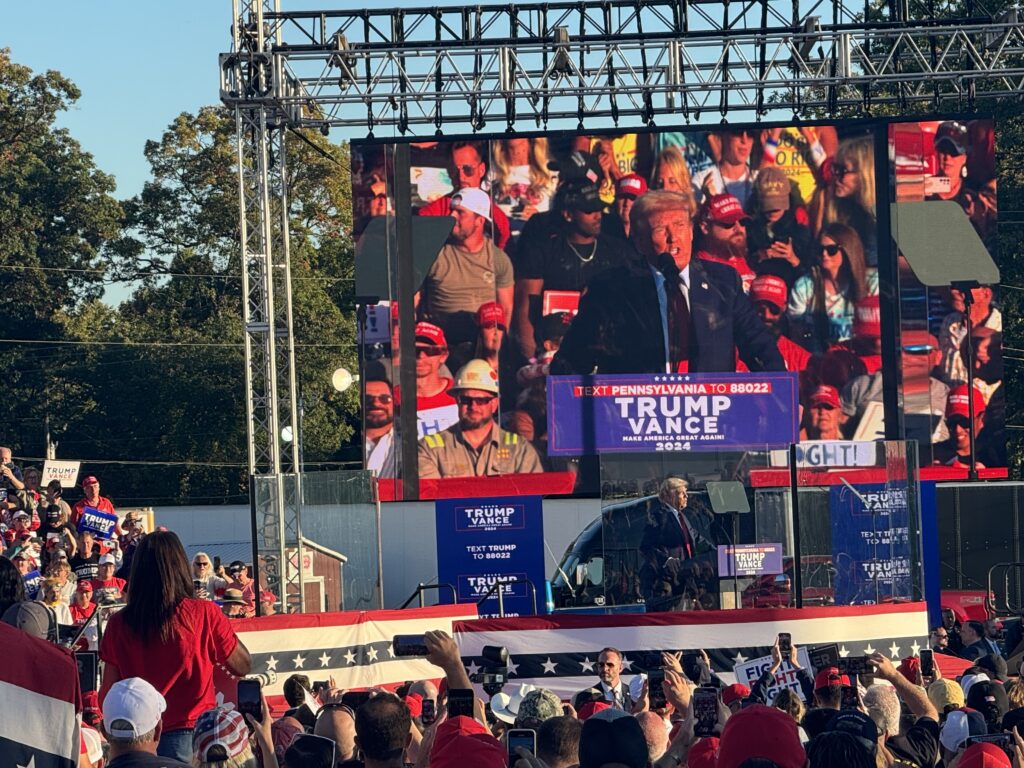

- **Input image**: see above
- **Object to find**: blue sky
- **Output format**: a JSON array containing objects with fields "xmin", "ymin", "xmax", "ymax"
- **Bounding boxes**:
[{"xmin": 7, "ymin": 1, "xmax": 229, "ymax": 199}]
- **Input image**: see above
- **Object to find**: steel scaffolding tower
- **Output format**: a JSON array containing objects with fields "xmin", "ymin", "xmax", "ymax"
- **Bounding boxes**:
[{"xmin": 222, "ymin": 0, "xmax": 1024, "ymax": 608}]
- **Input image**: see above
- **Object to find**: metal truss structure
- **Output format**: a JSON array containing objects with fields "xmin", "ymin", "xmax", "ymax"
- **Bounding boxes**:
[{"xmin": 223, "ymin": 0, "xmax": 1024, "ymax": 609}]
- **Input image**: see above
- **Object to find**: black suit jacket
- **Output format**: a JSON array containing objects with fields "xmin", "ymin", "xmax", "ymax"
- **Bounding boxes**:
[
  {"xmin": 572, "ymin": 683, "xmax": 636, "ymax": 711},
  {"xmin": 551, "ymin": 256, "xmax": 785, "ymax": 375},
  {"xmin": 961, "ymin": 639, "xmax": 990, "ymax": 661},
  {"xmin": 638, "ymin": 500, "xmax": 722, "ymax": 608}
]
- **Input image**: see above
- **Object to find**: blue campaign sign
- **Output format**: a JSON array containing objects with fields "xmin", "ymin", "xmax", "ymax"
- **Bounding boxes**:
[
  {"xmin": 22, "ymin": 570, "xmax": 41, "ymax": 600},
  {"xmin": 546, "ymin": 372, "xmax": 800, "ymax": 455},
  {"xmin": 829, "ymin": 483, "xmax": 914, "ymax": 605},
  {"xmin": 77, "ymin": 507, "xmax": 119, "ymax": 540},
  {"xmin": 436, "ymin": 496, "xmax": 545, "ymax": 618}
]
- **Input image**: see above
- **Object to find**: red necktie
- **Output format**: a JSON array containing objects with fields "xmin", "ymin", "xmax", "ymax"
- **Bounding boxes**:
[
  {"xmin": 668, "ymin": 283, "xmax": 690, "ymax": 370},
  {"xmin": 678, "ymin": 512, "xmax": 694, "ymax": 558}
]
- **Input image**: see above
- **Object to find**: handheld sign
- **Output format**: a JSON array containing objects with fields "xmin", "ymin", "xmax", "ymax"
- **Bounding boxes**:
[
  {"xmin": 733, "ymin": 648, "xmax": 813, "ymax": 703},
  {"xmin": 77, "ymin": 507, "xmax": 118, "ymax": 540},
  {"xmin": 41, "ymin": 460, "xmax": 81, "ymax": 488},
  {"xmin": 22, "ymin": 570, "xmax": 42, "ymax": 600}
]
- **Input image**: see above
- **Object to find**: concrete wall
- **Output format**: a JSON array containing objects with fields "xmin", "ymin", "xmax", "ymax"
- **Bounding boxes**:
[{"xmin": 155, "ymin": 498, "xmax": 601, "ymax": 609}]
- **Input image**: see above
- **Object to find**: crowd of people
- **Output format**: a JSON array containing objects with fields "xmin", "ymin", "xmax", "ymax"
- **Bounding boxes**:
[{"xmin": 353, "ymin": 119, "xmax": 1004, "ymax": 491}]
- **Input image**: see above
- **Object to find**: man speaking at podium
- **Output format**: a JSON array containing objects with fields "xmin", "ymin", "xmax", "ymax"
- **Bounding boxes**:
[
  {"xmin": 639, "ymin": 477, "xmax": 723, "ymax": 611},
  {"xmin": 551, "ymin": 190, "xmax": 784, "ymax": 375}
]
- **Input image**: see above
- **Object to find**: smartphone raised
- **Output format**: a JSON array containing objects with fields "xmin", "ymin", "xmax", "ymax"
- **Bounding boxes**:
[
  {"xmin": 421, "ymin": 698, "xmax": 437, "ymax": 726},
  {"xmin": 778, "ymin": 633, "xmax": 792, "ymax": 656},
  {"xmin": 840, "ymin": 685, "xmax": 861, "ymax": 710},
  {"xmin": 648, "ymin": 668, "xmax": 667, "ymax": 709},
  {"xmin": 237, "ymin": 678, "xmax": 263, "ymax": 723},
  {"xmin": 392, "ymin": 634, "xmax": 429, "ymax": 657},
  {"xmin": 839, "ymin": 656, "xmax": 871, "ymax": 676},
  {"xmin": 341, "ymin": 691, "xmax": 373, "ymax": 709},
  {"xmin": 919, "ymin": 649, "xmax": 935, "ymax": 677},
  {"xmin": 682, "ymin": 653, "xmax": 702, "ymax": 683},
  {"xmin": 966, "ymin": 734, "xmax": 1014, "ymax": 757},
  {"xmin": 693, "ymin": 685, "xmax": 719, "ymax": 737},
  {"xmin": 447, "ymin": 688, "xmax": 475, "ymax": 719},
  {"xmin": 507, "ymin": 728, "xmax": 537, "ymax": 761}
]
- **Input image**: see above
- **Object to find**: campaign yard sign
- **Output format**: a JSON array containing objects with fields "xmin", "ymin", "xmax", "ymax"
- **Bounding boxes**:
[
  {"xmin": 436, "ymin": 496, "xmax": 545, "ymax": 618},
  {"xmin": 717, "ymin": 543, "xmax": 784, "ymax": 578},
  {"xmin": 22, "ymin": 569, "xmax": 41, "ymax": 600},
  {"xmin": 829, "ymin": 483, "xmax": 914, "ymax": 605},
  {"xmin": 546, "ymin": 373, "xmax": 799, "ymax": 455},
  {"xmin": 76, "ymin": 507, "xmax": 119, "ymax": 540},
  {"xmin": 733, "ymin": 648, "xmax": 813, "ymax": 703},
  {"xmin": 42, "ymin": 460, "xmax": 81, "ymax": 488}
]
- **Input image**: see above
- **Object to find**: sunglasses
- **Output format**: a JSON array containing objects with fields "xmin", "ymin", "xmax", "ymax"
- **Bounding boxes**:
[
  {"xmin": 757, "ymin": 302, "xmax": 783, "ymax": 316},
  {"xmin": 820, "ymin": 244, "xmax": 846, "ymax": 257},
  {"xmin": 194, "ymin": 561, "xmax": 210, "ymax": 566},
  {"xmin": 453, "ymin": 163, "xmax": 480, "ymax": 177},
  {"xmin": 713, "ymin": 218, "xmax": 750, "ymax": 230},
  {"xmin": 366, "ymin": 394, "xmax": 393, "ymax": 404},
  {"xmin": 457, "ymin": 395, "xmax": 496, "ymax": 407},
  {"xmin": 832, "ymin": 164, "xmax": 855, "ymax": 179},
  {"xmin": 415, "ymin": 345, "xmax": 447, "ymax": 357},
  {"xmin": 947, "ymin": 415, "xmax": 972, "ymax": 428}
]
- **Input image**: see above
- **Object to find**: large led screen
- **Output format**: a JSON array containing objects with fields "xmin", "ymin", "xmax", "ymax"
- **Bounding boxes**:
[{"xmin": 351, "ymin": 118, "xmax": 1002, "ymax": 500}]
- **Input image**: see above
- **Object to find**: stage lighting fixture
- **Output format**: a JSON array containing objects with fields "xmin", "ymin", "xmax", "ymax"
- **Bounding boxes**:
[
  {"xmin": 796, "ymin": 17, "xmax": 821, "ymax": 59},
  {"xmin": 550, "ymin": 26, "xmax": 572, "ymax": 77}
]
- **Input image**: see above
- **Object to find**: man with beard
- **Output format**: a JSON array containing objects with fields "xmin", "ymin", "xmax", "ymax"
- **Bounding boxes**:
[
  {"xmin": 552, "ymin": 190, "xmax": 783, "ymax": 375},
  {"xmin": 696, "ymin": 194, "xmax": 756, "ymax": 292},
  {"xmin": 747, "ymin": 274, "xmax": 811, "ymax": 372},
  {"xmin": 416, "ymin": 187, "xmax": 514, "ymax": 347},
  {"xmin": 933, "ymin": 384, "xmax": 1001, "ymax": 469},
  {"xmin": 364, "ymin": 372, "xmax": 398, "ymax": 479},
  {"xmin": 394, "ymin": 322, "xmax": 459, "ymax": 439},
  {"xmin": 938, "ymin": 284, "xmax": 1001, "ymax": 386},
  {"xmin": 419, "ymin": 360, "xmax": 543, "ymax": 478},
  {"xmin": 513, "ymin": 178, "xmax": 630, "ymax": 359}
]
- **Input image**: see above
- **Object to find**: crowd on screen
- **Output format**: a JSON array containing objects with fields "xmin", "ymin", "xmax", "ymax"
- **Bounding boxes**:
[{"xmin": 353, "ymin": 121, "xmax": 1004, "ymax": 486}]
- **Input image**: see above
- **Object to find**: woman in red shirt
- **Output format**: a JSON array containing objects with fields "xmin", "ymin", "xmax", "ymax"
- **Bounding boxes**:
[{"xmin": 99, "ymin": 531, "xmax": 252, "ymax": 763}]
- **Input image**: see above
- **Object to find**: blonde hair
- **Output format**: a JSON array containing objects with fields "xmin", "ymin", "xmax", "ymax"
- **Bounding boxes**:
[
  {"xmin": 1008, "ymin": 681, "xmax": 1024, "ymax": 709},
  {"xmin": 829, "ymin": 136, "xmax": 876, "ymax": 216},
  {"xmin": 772, "ymin": 688, "xmax": 805, "ymax": 724},
  {"xmin": 490, "ymin": 138, "xmax": 555, "ymax": 198},
  {"xmin": 630, "ymin": 190, "xmax": 697, "ymax": 241},
  {"xmin": 652, "ymin": 146, "xmax": 697, "ymax": 214},
  {"xmin": 194, "ymin": 743, "xmax": 258, "ymax": 768},
  {"xmin": 40, "ymin": 576, "xmax": 63, "ymax": 602}
]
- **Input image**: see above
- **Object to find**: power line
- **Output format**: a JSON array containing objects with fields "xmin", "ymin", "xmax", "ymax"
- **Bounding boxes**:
[
  {"xmin": 0, "ymin": 338, "xmax": 354, "ymax": 348},
  {"xmin": 0, "ymin": 264, "xmax": 352, "ymax": 282}
]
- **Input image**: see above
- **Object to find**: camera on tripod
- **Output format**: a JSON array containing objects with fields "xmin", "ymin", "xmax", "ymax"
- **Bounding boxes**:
[{"xmin": 469, "ymin": 645, "xmax": 509, "ymax": 696}]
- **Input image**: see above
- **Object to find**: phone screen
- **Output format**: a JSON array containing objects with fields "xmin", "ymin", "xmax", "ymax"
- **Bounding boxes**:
[
  {"xmin": 648, "ymin": 669, "xmax": 667, "ymax": 709},
  {"xmin": 682, "ymin": 653, "xmax": 702, "ymax": 683},
  {"xmin": 919, "ymin": 649, "xmax": 935, "ymax": 677},
  {"xmin": 237, "ymin": 679, "xmax": 262, "ymax": 722},
  {"xmin": 447, "ymin": 688, "xmax": 475, "ymax": 719},
  {"xmin": 693, "ymin": 686, "xmax": 718, "ymax": 737},
  {"xmin": 841, "ymin": 685, "xmax": 860, "ymax": 710},
  {"xmin": 778, "ymin": 633, "xmax": 792, "ymax": 655},
  {"xmin": 507, "ymin": 729, "xmax": 537, "ymax": 760},
  {"xmin": 421, "ymin": 699, "xmax": 436, "ymax": 725}
]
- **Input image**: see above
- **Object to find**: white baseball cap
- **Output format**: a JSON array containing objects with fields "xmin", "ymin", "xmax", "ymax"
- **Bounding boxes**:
[
  {"xmin": 103, "ymin": 678, "xmax": 166, "ymax": 739},
  {"xmin": 450, "ymin": 187, "xmax": 492, "ymax": 221},
  {"xmin": 99, "ymin": 553, "xmax": 117, "ymax": 566}
]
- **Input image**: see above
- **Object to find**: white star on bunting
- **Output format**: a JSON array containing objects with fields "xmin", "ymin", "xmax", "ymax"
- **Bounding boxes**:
[
  {"xmin": 293, "ymin": 654, "xmax": 305, "ymax": 669},
  {"xmin": 344, "ymin": 649, "xmax": 356, "ymax": 665},
  {"xmin": 506, "ymin": 657, "xmax": 519, "ymax": 677},
  {"xmin": 863, "ymin": 644, "xmax": 875, "ymax": 655},
  {"xmin": 839, "ymin": 645, "xmax": 851, "ymax": 658},
  {"xmin": 542, "ymin": 658, "xmax": 558, "ymax": 674},
  {"xmin": 910, "ymin": 641, "xmax": 921, "ymax": 656},
  {"xmin": 319, "ymin": 652, "xmax": 331, "ymax": 668},
  {"xmin": 732, "ymin": 652, "xmax": 748, "ymax": 665},
  {"xmin": 266, "ymin": 656, "xmax": 279, "ymax": 671},
  {"xmin": 367, "ymin": 647, "xmax": 379, "ymax": 661},
  {"xmin": 620, "ymin": 655, "xmax": 633, "ymax": 672},
  {"xmin": 889, "ymin": 642, "xmax": 901, "ymax": 659},
  {"xmin": 580, "ymin": 656, "xmax": 596, "ymax": 672},
  {"xmin": 466, "ymin": 661, "xmax": 481, "ymax": 677}
]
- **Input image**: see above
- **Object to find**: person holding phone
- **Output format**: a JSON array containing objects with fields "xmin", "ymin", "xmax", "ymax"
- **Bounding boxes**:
[
  {"xmin": 99, "ymin": 531, "xmax": 252, "ymax": 763},
  {"xmin": 749, "ymin": 635, "xmax": 815, "ymax": 706},
  {"xmin": 862, "ymin": 652, "xmax": 940, "ymax": 768}
]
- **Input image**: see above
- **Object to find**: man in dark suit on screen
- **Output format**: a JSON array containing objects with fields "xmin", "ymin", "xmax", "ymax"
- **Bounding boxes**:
[
  {"xmin": 639, "ymin": 477, "xmax": 723, "ymax": 611},
  {"xmin": 551, "ymin": 189, "xmax": 784, "ymax": 375}
]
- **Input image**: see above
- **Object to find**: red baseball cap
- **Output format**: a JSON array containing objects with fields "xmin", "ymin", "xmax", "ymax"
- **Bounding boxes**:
[
  {"xmin": 414, "ymin": 321, "xmax": 447, "ymax": 348},
  {"xmin": 813, "ymin": 666, "xmax": 850, "ymax": 690},
  {"xmin": 259, "ymin": 590, "xmax": 277, "ymax": 603},
  {"xmin": 431, "ymin": 716, "xmax": 506, "ymax": 768},
  {"xmin": 750, "ymin": 275, "xmax": 788, "ymax": 311},
  {"xmin": 702, "ymin": 194, "xmax": 746, "ymax": 225},
  {"xmin": 853, "ymin": 295, "xmax": 881, "ymax": 338},
  {"xmin": 959, "ymin": 742, "xmax": 1012, "ymax": 768},
  {"xmin": 475, "ymin": 301, "xmax": 506, "ymax": 329},
  {"xmin": 946, "ymin": 384, "xmax": 986, "ymax": 419},
  {"xmin": 77, "ymin": 581, "xmax": 94, "ymax": 594},
  {"xmin": 717, "ymin": 704, "xmax": 806, "ymax": 768},
  {"xmin": 577, "ymin": 700, "xmax": 612, "ymax": 720},
  {"xmin": 81, "ymin": 476, "xmax": 99, "ymax": 487},
  {"xmin": 404, "ymin": 693, "xmax": 423, "ymax": 719},
  {"xmin": 722, "ymin": 683, "xmax": 751, "ymax": 707},
  {"xmin": 616, "ymin": 173, "xmax": 648, "ymax": 199},
  {"xmin": 810, "ymin": 384, "xmax": 841, "ymax": 410}
]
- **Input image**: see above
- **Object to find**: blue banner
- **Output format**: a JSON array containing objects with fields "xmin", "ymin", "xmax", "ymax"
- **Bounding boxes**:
[
  {"xmin": 436, "ymin": 496, "xmax": 545, "ymax": 618},
  {"xmin": 830, "ymin": 483, "xmax": 914, "ymax": 605},
  {"xmin": 546, "ymin": 372, "xmax": 799, "ymax": 455},
  {"xmin": 717, "ymin": 543, "xmax": 784, "ymax": 577},
  {"xmin": 76, "ymin": 507, "xmax": 118, "ymax": 539},
  {"xmin": 22, "ymin": 569, "xmax": 41, "ymax": 600}
]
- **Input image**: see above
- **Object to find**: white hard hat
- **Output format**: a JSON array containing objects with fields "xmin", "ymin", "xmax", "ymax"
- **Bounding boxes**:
[{"xmin": 451, "ymin": 359, "xmax": 500, "ymax": 395}]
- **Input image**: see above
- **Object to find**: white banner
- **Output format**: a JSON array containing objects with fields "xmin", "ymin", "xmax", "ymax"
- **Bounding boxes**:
[
  {"xmin": 41, "ymin": 460, "xmax": 81, "ymax": 488},
  {"xmin": 732, "ymin": 648, "xmax": 812, "ymax": 702}
]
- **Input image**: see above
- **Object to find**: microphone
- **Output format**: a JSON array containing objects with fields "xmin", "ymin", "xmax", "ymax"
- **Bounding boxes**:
[{"xmin": 655, "ymin": 252, "xmax": 681, "ymax": 286}]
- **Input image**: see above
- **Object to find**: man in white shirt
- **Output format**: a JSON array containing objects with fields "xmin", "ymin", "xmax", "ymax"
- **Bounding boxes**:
[{"xmin": 572, "ymin": 647, "xmax": 635, "ymax": 711}]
